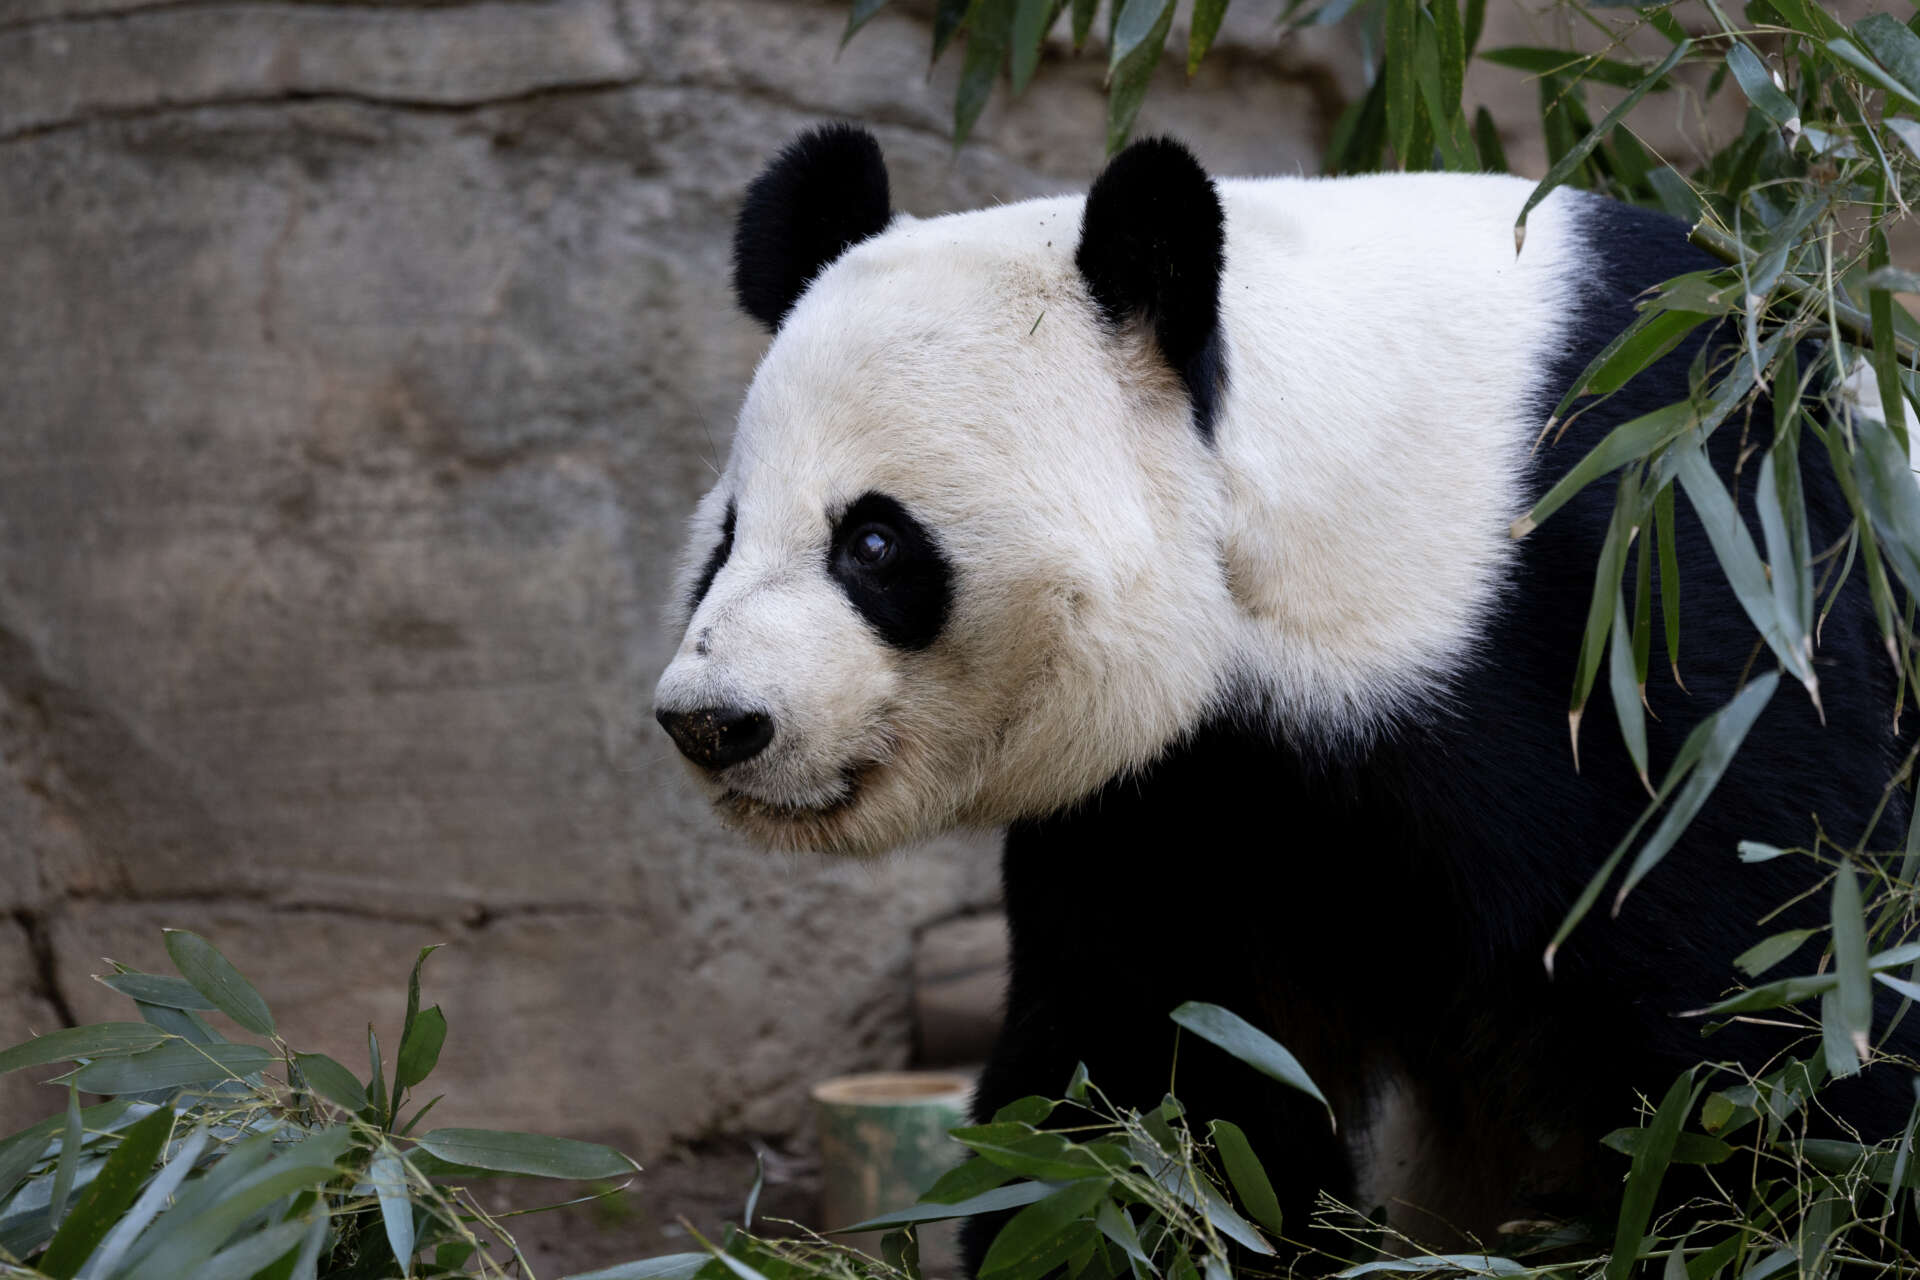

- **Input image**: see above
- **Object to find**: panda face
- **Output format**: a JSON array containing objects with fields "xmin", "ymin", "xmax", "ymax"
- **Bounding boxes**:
[
  {"xmin": 654, "ymin": 128, "xmax": 1244, "ymax": 855},
  {"xmin": 654, "ymin": 194, "xmax": 1237, "ymax": 855}
]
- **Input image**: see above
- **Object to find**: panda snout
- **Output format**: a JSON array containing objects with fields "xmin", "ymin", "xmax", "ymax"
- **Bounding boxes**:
[{"xmin": 656, "ymin": 703, "xmax": 776, "ymax": 770}]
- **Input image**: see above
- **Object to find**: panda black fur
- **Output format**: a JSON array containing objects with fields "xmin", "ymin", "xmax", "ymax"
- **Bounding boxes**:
[{"xmin": 654, "ymin": 126, "xmax": 1915, "ymax": 1257}]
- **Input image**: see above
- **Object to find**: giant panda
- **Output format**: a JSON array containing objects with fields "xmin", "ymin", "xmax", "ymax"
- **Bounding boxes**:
[{"xmin": 653, "ymin": 124, "xmax": 1914, "ymax": 1257}]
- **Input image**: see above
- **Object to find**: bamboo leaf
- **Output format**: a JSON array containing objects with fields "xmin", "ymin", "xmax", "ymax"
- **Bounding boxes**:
[
  {"xmin": 1871, "ymin": 227, "xmax": 1910, "ymax": 458},
  {"xmin": 1170, "ymin": 1002, "xmax": 1332, "ymax": 1124},
  {"xmin": 1110, "ymin": 0, "xmax": 1168, "ymax": 70},
  {"xmin": 1614, "ymin": 672, "xmax": 1781, "ymax": 911},
  {"xmin": 1432, "ymin": 0, "xmax": 1464, "ymax": 116},
  {"xmin": 932, "ymin": 0, "xmax": 971, "ymax": 60},
  {"xmin": 1547, "ymin": 685, "xmax": 1735, "ymax": 970},
  {"xmin": 0, "ymin": 1025, "xmax": 168, "ymax": 1076},
  {"xmin": 979, "ymin": 1180, "xmax": 1109, "ymax": 1279},
  {"xmin": 368, "ymin": 1025, "xmax": 387, "ymax": 1126},
  {"xmin": 1699, "ymin": 971, "xmax": 1839, "ymax": 1016},
  {"xmin": 39, "ymin": 1106, "xmax": 175, "ymax": 1280},
  {"xmin": 1632, "ymin": 527, "xmax": 1653, "ymax": 690},
  {"xmin": 1572, "ymin": 475, "xmax": 1638, "ymax": 755},
  {"xmin": 956, "ymin": 0, "xmax": 1017, "ymax": 147},
  {"xmin": 395, "ymin": 1006, "xmax": 447, "ymax": 1094},
  {"xmin": 1768, "ymin": 0, "xmax": 1847, "ymax": 43},
  {"xmin": 1656, "ymin": 483, "xmax": 1681, "ymax": 683},
  {"xmin": 1208, "ymin": 1120, "xmax": 1284, "ymax": 1235},
  {"xmin": 399, "ymin": 945, "xmax": 440, "ymax": 1069},
  {"xmin": 1094, "ymin": 1198, "xmax": 1151, "ymax": 1270},
  {"xmin": 1726, "ymin": 44, "xmax": 1797, "ymax": 128},
  {"xmin": 1105, "ymin": 0, "xmax": 1173, "ymax": 152},
  {"xmin": 1675, "ymin": 441, "xmax": 1814, "ymax": 689},
  {"xmin": 1412, "ymin": 16, "xmax": 1475, "ymax": 170},
  {"xmin": 1822, "ymin": 989, "xmax": 1861, "ymax": 1079},
  {"xmin": 951, "ymin": 1125, "xmax": 1121, "ymax": 1181},
  {"xmin": 1070, "ymin": 0, "xmax": 1096, "ymax": 49},
  {"xmin": 1856, "ymin": 13, "xmax": 1920, "ymax": 107},
  {"xmin": 1609, "ymin": 585, "xmax": 1649, "ymax": 790},
  {"xmin": 1326, "ymin": 76, "xmax": 1388, "ymax": 174},
  {"xmin": 921, "ymin": 1156, "xmax": 1016, "ymax": 1204},
  {"xmin": 1832, "ymin": 861, "xmax": 1873, "ymax": 1073},
  {"xmin": 840, "ymin": 1180, "xmax": 1059, "ymax": 1232},
  {"xmin": 48, "ymin": 1084, "xmax": 82, "ymax": 1234},
  {"xmin": 1385, "ymin": 0, "xmax": 1418, "ymax": 165},
  {"xmin": 372, "ymin": 1148, "xmax": 416, "ymax": 1276},
  {"xmin": 97, "ymin": 974, "xmax": 216, "ymax": 1013},
  {"xmin": 1757, "ymin": 441, "xmax": 1813, "ymax": 674},
  {"xmin": 1515, "ymin": 41, "xmax": 1689, "ymax": 247},
  {"xmin": 71, "ymin": 1042, "xmax": 274, "ymax": 1094},
  {"xmin": 1473, "ymin": 106, "xmax": 1508, "ymax": 171},
  {"xmin": 843, "ymin": 0, "xmax": 891, "ymax": 46},
  {"xmin": 561, "ymin": 1256, "xmax": 712, "ymax": 1280},
  {"xmin": 1826, "ymin": 38, "xmax": 1920, "ymax": 111},
  {"xmin": 1514, "ymin": 402, "xmax": 1693, "ymax": 539},
  {"xmin": 1850, "ymin": 407, "xmax": 1920, "ymax": 601},
  {"xmin": 293, "ymin": 1052, "xmax": 369, "ymax": 1114},
  {"xmin": 1600, "ymin": 1127, "xmax": 1733, "ymax": 1165},
  {"xmin": 1735, "ymin": 928, "xmax": 1820, "ymax": 978},
  {"xmin": 1463, "ymin": 0, "xmax": 1485, "ymax": 53},
  {"xmin": 163, "ymin": 931, "xmax": 274, "ymax": 1039},
  {"xmin": 1012, "ymin": 0, "xmax": 1061, "ymax": 93},
  {"xmin": 1189, "ymin": 0, "xmax": 1227, "ymax": 75},
  {"xmin": 1584, "ymin": 310, "xmax": 1715, "ymax": 403},
  {"xmin": 1132, "ymin": 1136, "xmax": 1273, "ymax": 1254},
  {"xmin": 195, "ymin": 1218, "xmax": 316, "ymax": 1280},
  {"xmin": 133, "ymin": 1002, "xmax": 221, "ymax": 1046},
  {"xmin": 412, "ymin": 1128, "xmax": 637, "ymax": 1179},
  {"xmin": 117, "ymin": 1129, "xmax": 353, "ymax": 1280},
  {"xmin": 1605, "ymin": 1072, "xmax": 1698, "ymax": 1280},
  {"xmin": 76, "ymin": 1122, "xmax": 211, "ymax": 1280},
  {"xmin": 0, "ymin": 1120, "xmax": 56, "ymax": 1209}
]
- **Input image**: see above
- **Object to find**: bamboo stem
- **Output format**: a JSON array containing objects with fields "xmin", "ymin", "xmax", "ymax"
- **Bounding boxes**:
[{"xmin": 1688, "ymin": 221, "xmax": 1919, "ymax": 362}]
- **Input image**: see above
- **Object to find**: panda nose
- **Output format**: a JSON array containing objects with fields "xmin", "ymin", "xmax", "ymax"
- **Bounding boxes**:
[{"xmin": 655, "ymin": 704, "xmax": 775, "ymax": 769}]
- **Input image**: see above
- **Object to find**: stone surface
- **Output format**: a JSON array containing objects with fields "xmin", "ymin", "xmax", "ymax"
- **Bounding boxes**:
[
  {"xmin": 0, "ymin": 916, "xmax": 69, "ymax": 1136},
  {"xmin": 913, "ymin": 912, "xmax": 1008, "ymax": 1067},
  {"xmin": 0, "ymin": 0, "xmax": 1357, "ymax": 1172}
]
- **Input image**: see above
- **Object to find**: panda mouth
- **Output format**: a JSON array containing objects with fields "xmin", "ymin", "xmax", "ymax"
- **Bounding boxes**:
[{"xmin": 717, "ymin": 758, "xmax": 878, "ymax": 822}]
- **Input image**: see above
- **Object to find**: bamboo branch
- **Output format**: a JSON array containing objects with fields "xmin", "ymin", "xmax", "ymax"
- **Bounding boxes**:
[{"xmin": 1689, "ymin": 221, "xmax": 1920, "ymax": 362}]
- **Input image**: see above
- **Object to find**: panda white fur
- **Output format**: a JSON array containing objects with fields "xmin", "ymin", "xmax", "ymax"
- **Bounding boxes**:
[{"xmin": 655, "ymin": 126, "xmax": 1911, "ymax": 1254}]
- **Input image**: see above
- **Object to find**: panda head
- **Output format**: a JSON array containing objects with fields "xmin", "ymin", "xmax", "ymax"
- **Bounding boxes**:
[{"xmin": 654, "ymin": 124, "xmax": 1235, "ymax": 856}]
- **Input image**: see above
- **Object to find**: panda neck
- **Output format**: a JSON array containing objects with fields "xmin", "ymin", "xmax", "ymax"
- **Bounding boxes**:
[{"xmin": 1202, "ymin": 175, "xmax": 1587, "ymax": 741}]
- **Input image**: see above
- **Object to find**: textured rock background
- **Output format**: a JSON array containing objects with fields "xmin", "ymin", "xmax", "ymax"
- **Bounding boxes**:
[{"xmin": 0, "ymin": 0, "xmax": 1734, "ymax": 1195}]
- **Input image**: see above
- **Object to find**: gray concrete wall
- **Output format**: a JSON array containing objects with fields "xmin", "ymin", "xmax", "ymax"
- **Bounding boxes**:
[{"xmin": 0, "ymin": 0, "xmax": 1365, "ymax": 1154}]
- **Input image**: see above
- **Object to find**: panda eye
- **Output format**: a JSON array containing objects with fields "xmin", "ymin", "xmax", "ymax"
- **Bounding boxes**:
[
  {"xmin": 826, "ymin": 492, "xmax": 952, "ymax": 651},
  {"xmin": 848, "ymin": 525, "xmax": 896, "ymax": 568}
]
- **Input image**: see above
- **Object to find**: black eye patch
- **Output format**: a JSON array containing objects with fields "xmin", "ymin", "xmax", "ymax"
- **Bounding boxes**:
[
  {"xmin": 687, "ymin": 501, "xmax": 736, "ymax": 614},
  {"xmin": 828, "ymin": 492, "xmax": 952, "ymax": 651}
]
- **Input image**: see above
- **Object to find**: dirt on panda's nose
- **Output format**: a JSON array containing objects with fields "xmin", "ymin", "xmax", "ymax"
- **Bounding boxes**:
[{"xmin": 656, "ymin": 704, "xmax": 775, "ymax": 769}]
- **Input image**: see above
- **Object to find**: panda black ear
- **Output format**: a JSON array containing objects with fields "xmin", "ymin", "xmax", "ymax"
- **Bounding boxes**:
[
  {"xmin": 732, "ymin": 124, "xmax": 893, "ymax": 333},
  {"xmin": 1075, "ymin": 137, "xmax": 1227, "ymax": 437}
]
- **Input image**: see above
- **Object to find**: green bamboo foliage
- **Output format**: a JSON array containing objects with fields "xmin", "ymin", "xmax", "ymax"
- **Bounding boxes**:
[{"xmin": 0, "ymin": 933, "xmax": 636, "ymax": 1279}]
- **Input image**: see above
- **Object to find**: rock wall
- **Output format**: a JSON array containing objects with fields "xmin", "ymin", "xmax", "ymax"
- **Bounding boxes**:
[{"xmin": 0, "ymin": 0, "xmax": 1360, "ymax": 1152}]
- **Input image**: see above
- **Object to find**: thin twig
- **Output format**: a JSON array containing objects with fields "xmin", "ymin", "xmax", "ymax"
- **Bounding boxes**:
[{"xmin": 1689, "ymin": 222, "xmax": 1920, "ymax": 361}]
